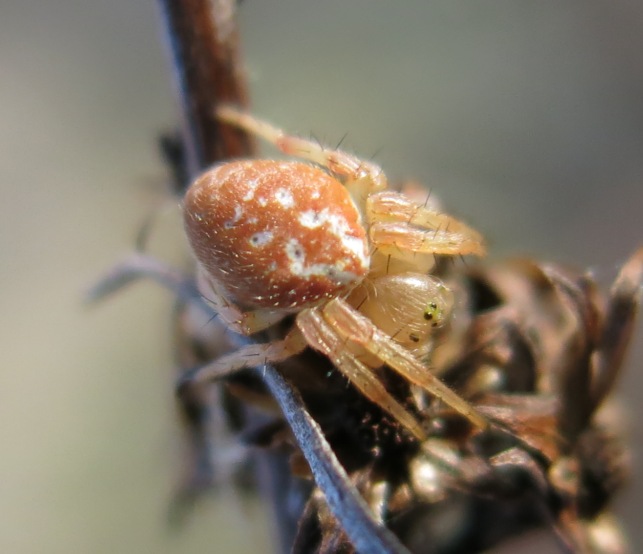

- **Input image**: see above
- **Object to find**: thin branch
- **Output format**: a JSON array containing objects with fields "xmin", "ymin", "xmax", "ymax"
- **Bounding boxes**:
[
  {"xmin": 156, "ymin": 0, "xmax": 254, "ymax": 180},
  {"xmin": 258, "ymin": 364, "xmax": 411, "ymax": 554}
]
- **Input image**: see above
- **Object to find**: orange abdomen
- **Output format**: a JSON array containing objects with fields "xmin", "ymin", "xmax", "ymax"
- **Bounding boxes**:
[{"xmin": 183, "ymin": 160, "xmax": 370, "ymax": 310}]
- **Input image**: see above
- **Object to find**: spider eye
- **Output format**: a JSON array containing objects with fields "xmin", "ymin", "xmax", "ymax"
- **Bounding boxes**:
[{"xmin": 423, "ymin": 301, "xmax": 441, "ymax": 325}]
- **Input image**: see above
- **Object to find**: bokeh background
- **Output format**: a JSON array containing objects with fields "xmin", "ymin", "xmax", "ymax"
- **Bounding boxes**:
[{"xmin": 1, "ymin": 1, "xmax": 642, "ymax": 552}]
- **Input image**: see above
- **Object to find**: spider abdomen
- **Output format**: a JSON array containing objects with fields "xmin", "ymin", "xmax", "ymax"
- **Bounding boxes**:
[{"xmin": 183, "ymin": 160, "xmax": 370, "ymax": 310}]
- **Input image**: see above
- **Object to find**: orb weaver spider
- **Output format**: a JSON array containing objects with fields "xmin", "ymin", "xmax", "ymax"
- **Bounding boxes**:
[{"xmin": 179, "ymin": 107, "xmax": 488, "ymax": 440}]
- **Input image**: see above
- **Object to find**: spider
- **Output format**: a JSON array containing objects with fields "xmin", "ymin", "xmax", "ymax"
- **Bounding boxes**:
[{"xmin": 180, "ymin": 107, "xmax": 488, "ymax": 440}]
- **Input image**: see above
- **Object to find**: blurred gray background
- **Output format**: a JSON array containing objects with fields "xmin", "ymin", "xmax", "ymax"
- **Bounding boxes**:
[{"xmin": 1, "ymin": 1, "xmax": 642, "ymax": 552}]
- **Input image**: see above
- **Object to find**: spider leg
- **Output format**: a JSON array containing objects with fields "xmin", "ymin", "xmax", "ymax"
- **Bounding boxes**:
[
  {"xmin": 177, "ymin": 328, "xmax": 308, "ymax": 389},
  {"xmin": 367, "ymin": 191, "xmax": 486, "ymax": 257},
  {"xmin": 217, "ymin": 106, "xmax": 387, "ymax": 192},
  {"xmin": 368, "ymin": 191, "xmax": 485, "ymax": 244},
  {"xmin": 369, "ymin": 222, "xmax": 485, "ymax": 257},
  {"xmin": 322, "ymin": 298, "xmax": 489, "ymax": 430},
  {"xmin": 296, "ymin": 309, "xmax": 427, "ymax": 440},
  {"xmin": 196, "ymin": 267, "xmax": 287, "ymax": 335}
]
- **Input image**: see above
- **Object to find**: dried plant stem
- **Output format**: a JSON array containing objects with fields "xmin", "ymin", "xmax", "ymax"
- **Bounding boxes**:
[
  {"xmin": 156, "ymin": 0, "xmax": 254, "ymax": 180},
  {"xmin": 259, "ymin": 364, "xmax": 411, "ymax": 554}
]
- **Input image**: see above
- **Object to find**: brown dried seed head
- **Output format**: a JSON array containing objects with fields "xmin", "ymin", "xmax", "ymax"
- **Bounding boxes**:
[{"xmin": 183, "ymin": 160, "xmax": 370, "ymax": 309}]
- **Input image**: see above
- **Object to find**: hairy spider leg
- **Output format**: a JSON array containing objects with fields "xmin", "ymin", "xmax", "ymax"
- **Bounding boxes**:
[
  {"xmin": 367, "ymin": 191, "xmax": 486, "ymax": 257},
  {"xmin": 217, "ymin": 106, "xmax": 387, "ymax": 194},
  {"xmin": 321, "ymin": 298, "xmax": 489, "ymax": 430},
  {"xmin": 178, "ymin": 328, "xmax": 309, "ymax": 388},
  {"xmin": 296, "ymin": 308, "xmax": 427, "ymax": 440},
  {"xmin": 196, "ymin": 269, "xmax": 288, "ymax": 335}
]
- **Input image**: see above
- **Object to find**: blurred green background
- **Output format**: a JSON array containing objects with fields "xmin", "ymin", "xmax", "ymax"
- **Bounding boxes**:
[{"xmin": 1, "ymin": 1, "xmax": 642, "ymax": 552}]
